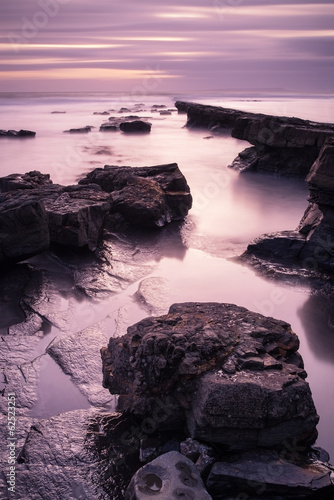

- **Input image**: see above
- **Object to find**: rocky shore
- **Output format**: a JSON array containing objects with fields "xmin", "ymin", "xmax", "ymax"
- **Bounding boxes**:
[{"xmin": 175, "ymin": 100, "xmax": 334, "ymax": 176}]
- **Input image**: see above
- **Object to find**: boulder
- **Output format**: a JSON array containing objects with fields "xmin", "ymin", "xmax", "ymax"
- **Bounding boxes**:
[
  {"xmin": 125, "ymin": 451, "xmax": 212, "ymax": 500},
  {"xmin": 79, "ymin": 163, "xmax": 193, "ymax": 227},
  {"xmin": 120, "ymin": 121, "xmax": 152, "ymax": 133},
  {"xmin": 0, "ymin": 194, "xmax": 50, "ymax": 264},
  {"xmin": 101, "ymin": 302, "xmax": 318, "ymax": 449},
  {"xmin": 207, "ymin": 448, "xmax": 334, "ymax": 500},
  {"xmin": 0, "ymin": 171, "xmax": 52, "ymax": 192},
  {"xmin": 99, "ymin": 123, "xmax": 118, "ymax": 131},
  {"xmin": 0, "ymin": 129, "xmax": 36, "ymax": 137}
]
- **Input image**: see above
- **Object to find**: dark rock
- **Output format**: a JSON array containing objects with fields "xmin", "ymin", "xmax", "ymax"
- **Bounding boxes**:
[
  {"xmin": 175, "ymin": 101, "xmax": 334, "ymax": 176},
  {"xmin": 241, "ymin": 139, "xmax": 334, "ymax": 278},
  {"xmin": 0, "ymin": 171, "xmax": 52, "ymax": 192},
  {"xmin": 93, "ymin": 111, "xmax": 110, "ymax": 115},
  {"xmin": 99, "ymin": 123, "xmax": 118, "ymax": 131},
  {"xmin": 51, "ymin": 111, "xmax": 66, "ymax": 114},
  {"xmin": 63, "ymin": 126, "xmax": 91, "ymax": 133},
  {"xmin": 0, "ymin": 129, "xmax": 36, "ymax": 137},
  {"xmin": 79, "ymin": 163, "xmax": 192, "ymax": 227},
  {"xmin": 119, "ymin": 107, "xmax": 132, "ymax": 113},
  {"xmin": 101, "ymin": 302, "xmax": 318, "ymax": 450},
  {"xmin": 120, "ymin": 121, "xmax": 152, "ymax": 133},
  {"xmin": 125, "ymin": 451, "xmax": 212, "ymax": 500},
  {"xmin": 229, "ymin": 145, "xmax": 319, "ymax": 176},
  {"xmin": 160, "ymin": 110, "xmax": 172, "ymax": 116},
  {"xmin": 152, "ymin": 105, "xmax": 167, "ymax": 109},
  {"xmin": 207, "ymin": 448, "xmax": 334, "ymax": 500},
  {"xmin": 0, "ymin": 194, "xmax": 50, "ymax": 264}
]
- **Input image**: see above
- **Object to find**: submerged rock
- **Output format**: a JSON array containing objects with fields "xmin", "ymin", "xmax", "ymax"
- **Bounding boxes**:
[
  {"xmin": 101, "ymin": 302, "xmax": 318, "ymax": 450},
  {"xmin": 63, "ymin": 126, "xmax": 92, "ymax": 133},
  {"xmin": 0, "ymin": 129, "xmax": 36, "ymax": 137}
]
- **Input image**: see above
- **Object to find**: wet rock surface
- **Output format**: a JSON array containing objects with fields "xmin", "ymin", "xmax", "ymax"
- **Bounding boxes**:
[
  {"xmin": 239, "ymin": 139, "xmax": 334, "ymax": 285},
  {"xmin": 175, "ymin": 101, "xmax": 334, "ymax": 176},
  {"xmin": 0, "ymin": 163, "xmax": 191, "ymax": 263},
  {"xmin": 101, "ymin": 302, "xmax": 318, "ymax": 449}
]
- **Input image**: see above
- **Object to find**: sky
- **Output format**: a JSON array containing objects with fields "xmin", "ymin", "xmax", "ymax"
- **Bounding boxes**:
[{"xmin": 0, "ymin": 0, "xmax": 333, "ymax": 94}]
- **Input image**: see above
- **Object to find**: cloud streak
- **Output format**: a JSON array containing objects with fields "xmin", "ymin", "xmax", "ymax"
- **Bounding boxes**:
[{"xmin": 0, "ymin": 0, "xmax": 333, "ymax": 93}]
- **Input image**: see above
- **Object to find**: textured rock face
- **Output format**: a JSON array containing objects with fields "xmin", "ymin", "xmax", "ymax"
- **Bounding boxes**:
[
  {"xmin": 241, "ymin": 139, "xmax": 334, "ymax": 277},
  {"xmin": 0, "ymin": 195, "xmax": 50, "ymax": 264},
  {"xmin": 79, "ymin": 163, "xmax": 193, "ymax": 228},
  {"xmin": 101, "ymin": 302, "xmax": 318, "ymax": 450},
  {"xmin": 125, "ymin": 451, "xmax": 212, "ymax": 500},
  {"xmin": 175, "ymin": 101, "xmax": 334, "ymax": 176},
  {"xmin": 0, "ymin": 164, "xmax": 192, "ymax": 262},
  {"xmin": 0, "ymin": 171, "xmax": 52, "ymax": 191},
  {"xmin": 207, "ymin": 448, "xmax": 334, "ymax": 500}
]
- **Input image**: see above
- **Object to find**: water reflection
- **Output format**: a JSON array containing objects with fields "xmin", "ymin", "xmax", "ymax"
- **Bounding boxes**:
[{"xmin": 298, "ymin": 294, "xmax": 334, "ymax": 364}]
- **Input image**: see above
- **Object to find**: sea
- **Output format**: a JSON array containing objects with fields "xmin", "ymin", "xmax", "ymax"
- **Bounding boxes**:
[{"xmin": 1, "ymin": 91, "xmax": 334, "ymax": 459}]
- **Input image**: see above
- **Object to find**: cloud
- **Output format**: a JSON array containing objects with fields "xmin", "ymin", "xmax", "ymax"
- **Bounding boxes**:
[{"xmin": 0, "ymin": 0, "xmax": 333, "ymax": 92}]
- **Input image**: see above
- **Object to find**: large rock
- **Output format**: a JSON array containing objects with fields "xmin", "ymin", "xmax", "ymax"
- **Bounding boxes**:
[
  {"xmin": 0, "ymin": 194, "xmax": 50, "ymax": 264},
  {"xmin": 175, "ymin": 101, "xmax": 334, "ymax": 176},
  {"xmin": 0, "ymin": 129, "xmax": 36, "ymax": 137},
  {"xmin": 241, "ymin": 139, "xmax": 334, "ymax": 278},
  {"xmin": 0, "ymin": 171, "xmax": 52, "ymax": 192},
  {"xmin": 120, "ymin": 120, "xmax": 151, "ymax": 133},
  {"xmin": 101, "ymin": 302, "xmax": 318, "ymax": 450},
  {"xmin": 79, "ymin": 163, "xmax": 192, "ymax": 228},
  {"xmin": 207, "ymin": 448, "xmax": 334, "ymax": 500},
  {"xmin": 125, "ymin": 451, "xmax": 212, "ymax": 500}
]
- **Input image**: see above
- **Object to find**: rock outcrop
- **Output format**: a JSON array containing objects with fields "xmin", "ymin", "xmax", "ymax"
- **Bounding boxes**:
[
  {"xmin": 0, "ymin": 164, "xmax": 192, "ymax": 263},
  {"xmin": 240, "ymin": 139, "xmax": 334, "ymax": 279},
  {"xmin": 101, "ymin": 302, "xmax": 334, "ymax": 500},
  {"xmin": 101, "ymin": 302, "xmax": 318, "ymax": 450},
  {"xmin": 175, "ymin": 101, "xmax": 334, "ymax": 176}
]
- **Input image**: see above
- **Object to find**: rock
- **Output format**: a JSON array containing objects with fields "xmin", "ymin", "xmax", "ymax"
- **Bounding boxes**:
[
  {"xmin": 119, "ymin": 107, "xmax": 132, "ymax": 113},
  {"xmin": 240, "ymin": 139, "xmax": 334, "ymax": 279},
  {"xmin": 0, "ymin": 194, "xmax": 50, "ymax": 264},
  {"xmin": 120, "ymin": 121, "xmax": 152, "ymax": 133},
  {"xmin": 79, "ymin": 163, "xmax": 192, "ymax": 227},
  {"xmin": 152, "ymin": 105, "xmax": 167, "ymax": 109},
  {"xmin": 207, "ymin": 448, "xmax": 334, "ymax": 500},
  {"xmin": 0, "ymin": 171, "xmax": 52, "ymax": 192},
  {"xmin": 93, "ymin": 111, "xmax": 110, "ymax": 115},
  {"xmin": 175, "ymin": 101, "xmax": 334, "ymax": 176},
  {"xmin": 101, "ymin": 302, "xmax": 318, "ymax": 449},
  {"xmin": 9, "ymin": 409, "xmax": 111, "ymax": 500},
  {"xmin": 229, "ymin": 145, "xmax": 319, "ymax": 176},
  {"xmin": 125, "ymin": 451, "xmax": 212, "ymax": 500},
  {"xmin": 99, "ymin": 123, "xmax": 118, "ymax": 131},
  {"xmin": 51, "ymin": 111, "xmax": 66, "ymax": 114},
  {"xmin": 63, "ymin": 126, "xmax": 91, "ymax": 133},
  {"xmin": 134, "ymin": 277, "xmax": 170, "ymax": 315},
  {"xmin": 0, "ymin": 129, "xmax": 36, "ymax": 137},
  {"xmin": 160, "ymin": 110, "xmax": 172, "ymax": 116}
]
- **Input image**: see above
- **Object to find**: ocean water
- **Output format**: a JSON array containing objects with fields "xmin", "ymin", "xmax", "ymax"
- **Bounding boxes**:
[{"xmin": 1, "ymin": 92, "xmax": 334, "ymax": 458}]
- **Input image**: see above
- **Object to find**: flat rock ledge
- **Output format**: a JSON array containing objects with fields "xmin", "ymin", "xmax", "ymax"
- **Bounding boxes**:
[
  {"xmin": 0, "ymin": 164, "xmax": 192, "ymax": 264},
  {"xmin": 239, "ymin": 138, "xmax": 334, "ymax": 284},
  {"xmin": 101, "ymin": 302, "xmax": 334, "ymax": 499},
  {"xmin": 175, "ymin": 101, "xmax": 334, "ymax": 176}
]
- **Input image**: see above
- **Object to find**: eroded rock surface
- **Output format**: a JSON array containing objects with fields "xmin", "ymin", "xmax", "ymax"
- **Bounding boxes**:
[
  {"xmin": 101, "ymin": 302, "xmax": 318, "ymax": 449},
  {"xmin": 120, "ymin": 120, "xmax": 151, "ymax": 133}
]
